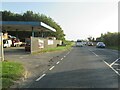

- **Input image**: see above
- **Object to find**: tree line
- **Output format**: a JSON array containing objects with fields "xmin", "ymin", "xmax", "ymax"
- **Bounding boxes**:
[
  {"xmin": 96, "ymin": 32, "xmax": 120, "ymax": 48},
  {"xmin": 1, "ymin": 10, "xmax": 65, "ymax": 41}
]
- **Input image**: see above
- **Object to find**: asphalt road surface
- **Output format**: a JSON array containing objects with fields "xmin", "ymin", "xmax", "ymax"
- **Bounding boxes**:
[{"xmin": 26, "ymin": 46, "xmax": 119, "ymax": 88}]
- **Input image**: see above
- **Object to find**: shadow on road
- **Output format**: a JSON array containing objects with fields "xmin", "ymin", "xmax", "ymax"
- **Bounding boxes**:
[{"xmin": 26, "ymin": 68, "xmax": 118, "ymax": 88}]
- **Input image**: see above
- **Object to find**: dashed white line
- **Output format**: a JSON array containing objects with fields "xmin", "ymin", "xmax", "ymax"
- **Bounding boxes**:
[
  {"xmin": 88, "ymin": 49, "xmax": 92, "ymax": 52},
  {"xmin": 61, "ymin": 58, "xmax": 63, "ymax": 60},
  {"xmin": 56, "ymin": 61, "xmax": 60, "ymax": 64},
  {"xmin": 103, "ymin": 60, "xmax": 120, "ymax": 76},
  {"xmin": 66, "ymin": 53, "xmax": 69, "ymax": 55},
  {"xmin": 88, "ymin": 49, "xmax": 98, "ymax": 57},
  {"xmin": 66, "ymin": 52, "xmax": 70, "ymax": 55},
  {"xmin": 36, "ymin": 74, "xmax": 46, "ymax": 81},
  {"xmin": 92, "ymin": 52, "xmax": 98, "ymax": 56},
  {"xmin": 19, "ymin": 57, "xmax": 23, "ymax": 58},
  {"xmin": 49, "ymin": 66, "xmax": 55, "ymax": 70},
  {"xmin": 64, "ymin": 56, "xmax": 66, "ymax": 58}
]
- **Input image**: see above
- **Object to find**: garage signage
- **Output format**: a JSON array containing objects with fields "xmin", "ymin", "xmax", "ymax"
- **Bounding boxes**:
[
  {"xmin": 48, "ymin": 40, "xmax": 53, "ymax": 45},
  {"xmin": 38, "ymin": 39, "xmax": 44, "ymax": 48}
]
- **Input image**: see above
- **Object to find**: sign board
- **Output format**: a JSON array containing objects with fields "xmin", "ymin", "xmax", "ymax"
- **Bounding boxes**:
[
  {"xmin": 48, "ymin": 40, "xmax": 53, "ymax": 45},
  {"xmin": 38, "ymin": 39, "xmax": 44, "ymax": 48}
]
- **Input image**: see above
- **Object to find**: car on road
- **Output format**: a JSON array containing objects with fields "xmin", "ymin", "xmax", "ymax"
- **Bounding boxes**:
[
  {"xmin": 87, "ymin": 42, "xmax": 93, "ymax": 46},
  {"xmin": 96, "ymin": 42, "xmax": 105, "ymax": 48},
  {"xmin": 76, "ymin": 40, "xmax": 83, "ymax": 47}
]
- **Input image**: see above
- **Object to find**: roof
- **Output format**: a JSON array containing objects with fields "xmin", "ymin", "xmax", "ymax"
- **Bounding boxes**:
[{"xmin": 0, "ymin": 21, "xmax": 56, "ymax": 32}]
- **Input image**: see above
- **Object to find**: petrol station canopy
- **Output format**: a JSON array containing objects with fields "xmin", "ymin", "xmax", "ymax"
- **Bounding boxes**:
[{"xmin": 0, "ymin": 21, "xmax": 56, "ymax": 32}]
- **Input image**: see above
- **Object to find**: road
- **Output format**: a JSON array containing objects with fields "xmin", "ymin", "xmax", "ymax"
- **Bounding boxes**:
[{"xmin": 24, "ymin": 46, "xmax": 119, "ymax": 88}]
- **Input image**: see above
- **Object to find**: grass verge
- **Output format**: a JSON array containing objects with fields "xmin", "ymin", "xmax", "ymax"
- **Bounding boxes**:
[
  {"xmin": 32, "ymin": 45, "xmax": 72, "ymax": 54},
  {"xmin": 42, "ymin": 45, "xmax": 71, "ymax": 52},
  {"xmin": 1, "ymin": 61, "xmax": 24, "ymax": 89},
  {"xmin": 107, "ymin": 46, "xmax": 120, "ymax": 51}
]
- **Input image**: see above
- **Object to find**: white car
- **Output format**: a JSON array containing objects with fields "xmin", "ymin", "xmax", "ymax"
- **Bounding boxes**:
[
  {"xmin": 76, "ymin": 40, "xmax": 83, "ymax": 47},
  {"xmin": 88, "ymin": 42, "xmax": 94, "ymax": 46},
  {"xmin": 3, "ymin": 39, "xmax": 12, "ymax": 48}
]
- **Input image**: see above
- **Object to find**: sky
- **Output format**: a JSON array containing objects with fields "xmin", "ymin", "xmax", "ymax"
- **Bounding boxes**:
[{"xmin": 1, "ymin": 0, "xmax": 119, "ymax": 41}]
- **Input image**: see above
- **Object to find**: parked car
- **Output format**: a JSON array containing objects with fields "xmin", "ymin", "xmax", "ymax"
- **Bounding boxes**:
[
  {"xmin": 3, "ymin": 39, "xmax": 12, "ymax": 48},
  {"xmin": 12, "ymin": 38, "xmax": 22, "ymax": 47},
  {"xmin": 96, "ymin": 42, "xmax": 105, "ymax": 48},
  {"xmin": 87, "ymin": 42, "xmax": 93, "ymax": 46}
]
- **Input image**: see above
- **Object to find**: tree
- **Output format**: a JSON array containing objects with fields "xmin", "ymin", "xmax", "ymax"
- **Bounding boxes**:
[{"xmin": 1, "ymin": 10, "xmax": 65, "ymax": 41}]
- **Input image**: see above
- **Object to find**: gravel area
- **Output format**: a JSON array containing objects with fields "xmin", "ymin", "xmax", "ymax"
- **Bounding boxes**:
[{"xmin": 4, "ymin": 47, "xmax": 68, "ymax": 88}]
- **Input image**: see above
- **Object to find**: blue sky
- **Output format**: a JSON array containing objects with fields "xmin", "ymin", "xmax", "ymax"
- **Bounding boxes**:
[{"xmin": 1, "ymin": 0, "xmax": 119, "ymax": 40}]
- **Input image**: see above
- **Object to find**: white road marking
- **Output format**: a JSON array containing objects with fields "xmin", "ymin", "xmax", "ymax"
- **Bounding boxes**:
[
  {"xmin": 116, "ymin": 69, "xmax": 120, "ymax": 71},
  {"xmin": 61, "ymin": 58, "xmax": 63, "ymax": 60},
  {"xmin": 49, "ymin": 66, "xmax": 55, "ymax": 70},
  {"xmin": 56, "ymin": 61, "xmax": 60, "ymax": 64},
  {"xmin": 19, "ymin": 57, "xmax": 23, "ymax": 58},
  {"xmin": 88, "ymin": 49, "xmax": 98, "ymax": 57},
  {"xmin": 36, "ymin": 74, "xmax": 46, "ymax": 81},
  {"xmin": 114, "ymin": 63, "xmax": 120, "ymax": 66},
  {"xmin": 103, "ymin": 60, "xmax": 120, "ymax": 76},
  {"xmin": 110, "ymin": 58, "xmax": 120, "ymax": 67},
  {"xmin": 64, "ymin": 56, "xmax": 66, "ymax": 58},
  {"xmin": 92, "ymin": 52, "xmax": 98, "ymax": 56},
  {"xmin": 88, "ymin": 49, "xmax": 91, "ymax": 51},
  {"xmin": 66, "ymin": 52, "xmax": 69, "ymax": 55}
]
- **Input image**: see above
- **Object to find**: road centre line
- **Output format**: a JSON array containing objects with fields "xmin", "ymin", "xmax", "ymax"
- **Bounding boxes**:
[
  {"xmin": 92, "ymin": 52, "xmax": 98, "ymax": 56},
  {"xmin": 88, "ymin": 49, "xmax": 98, "ymax": 56},
  {"xmin": 64, "ymin": 56, "xmax": 66, "ymax": 58},
  {"xmin": 66, "ymin": 52, "xmax": 69, "ymax": 55},
  {"xmin": 49, "ymin": 66, "xmax": 55, "ymax": 70},
  {"xmin": 56, "ymin": 61, "xmax": 60, "ymax": 64},
  {"xmin": 19, "ymin": 57, "xmax": 23, "ymax": 58},
  {"xmin": 61, "ymin": 58, "xmax": 63, "ymax": 60},
  {"xmin": 88, "ymin": 49, "xmax": 91, "ymax": 51},
  {"xmin": 103, "ymin": 60, "xmax": 120, "ymax": 76},
  {"xmin": 36, "ymin": 74, "xmax": 46, "ymax": 81},
  {"xmin": 110, "ymin": 58, "xmax": 120, "ymax": 67}
]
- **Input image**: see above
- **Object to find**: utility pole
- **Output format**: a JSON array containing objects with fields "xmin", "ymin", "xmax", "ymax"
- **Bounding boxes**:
[{"xmin": 0, "ymin": 33, "xmax": 4, "ymax": 61}]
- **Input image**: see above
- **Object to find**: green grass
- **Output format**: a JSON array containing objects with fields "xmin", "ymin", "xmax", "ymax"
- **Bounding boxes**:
[
  {"xmin": 107, "ymin": 46, "xmax": 120, "ymax": 51},
  {"xmin": 32, "ymin": 45, "xmax": 72, "ymax": 54},
  {"xmin": 0, "ymin": 61, "xmax": 24, "ymax": 88},
  {"xmin": 42, "ymin": 46, "xmax": 71, "ymax": 52}
]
